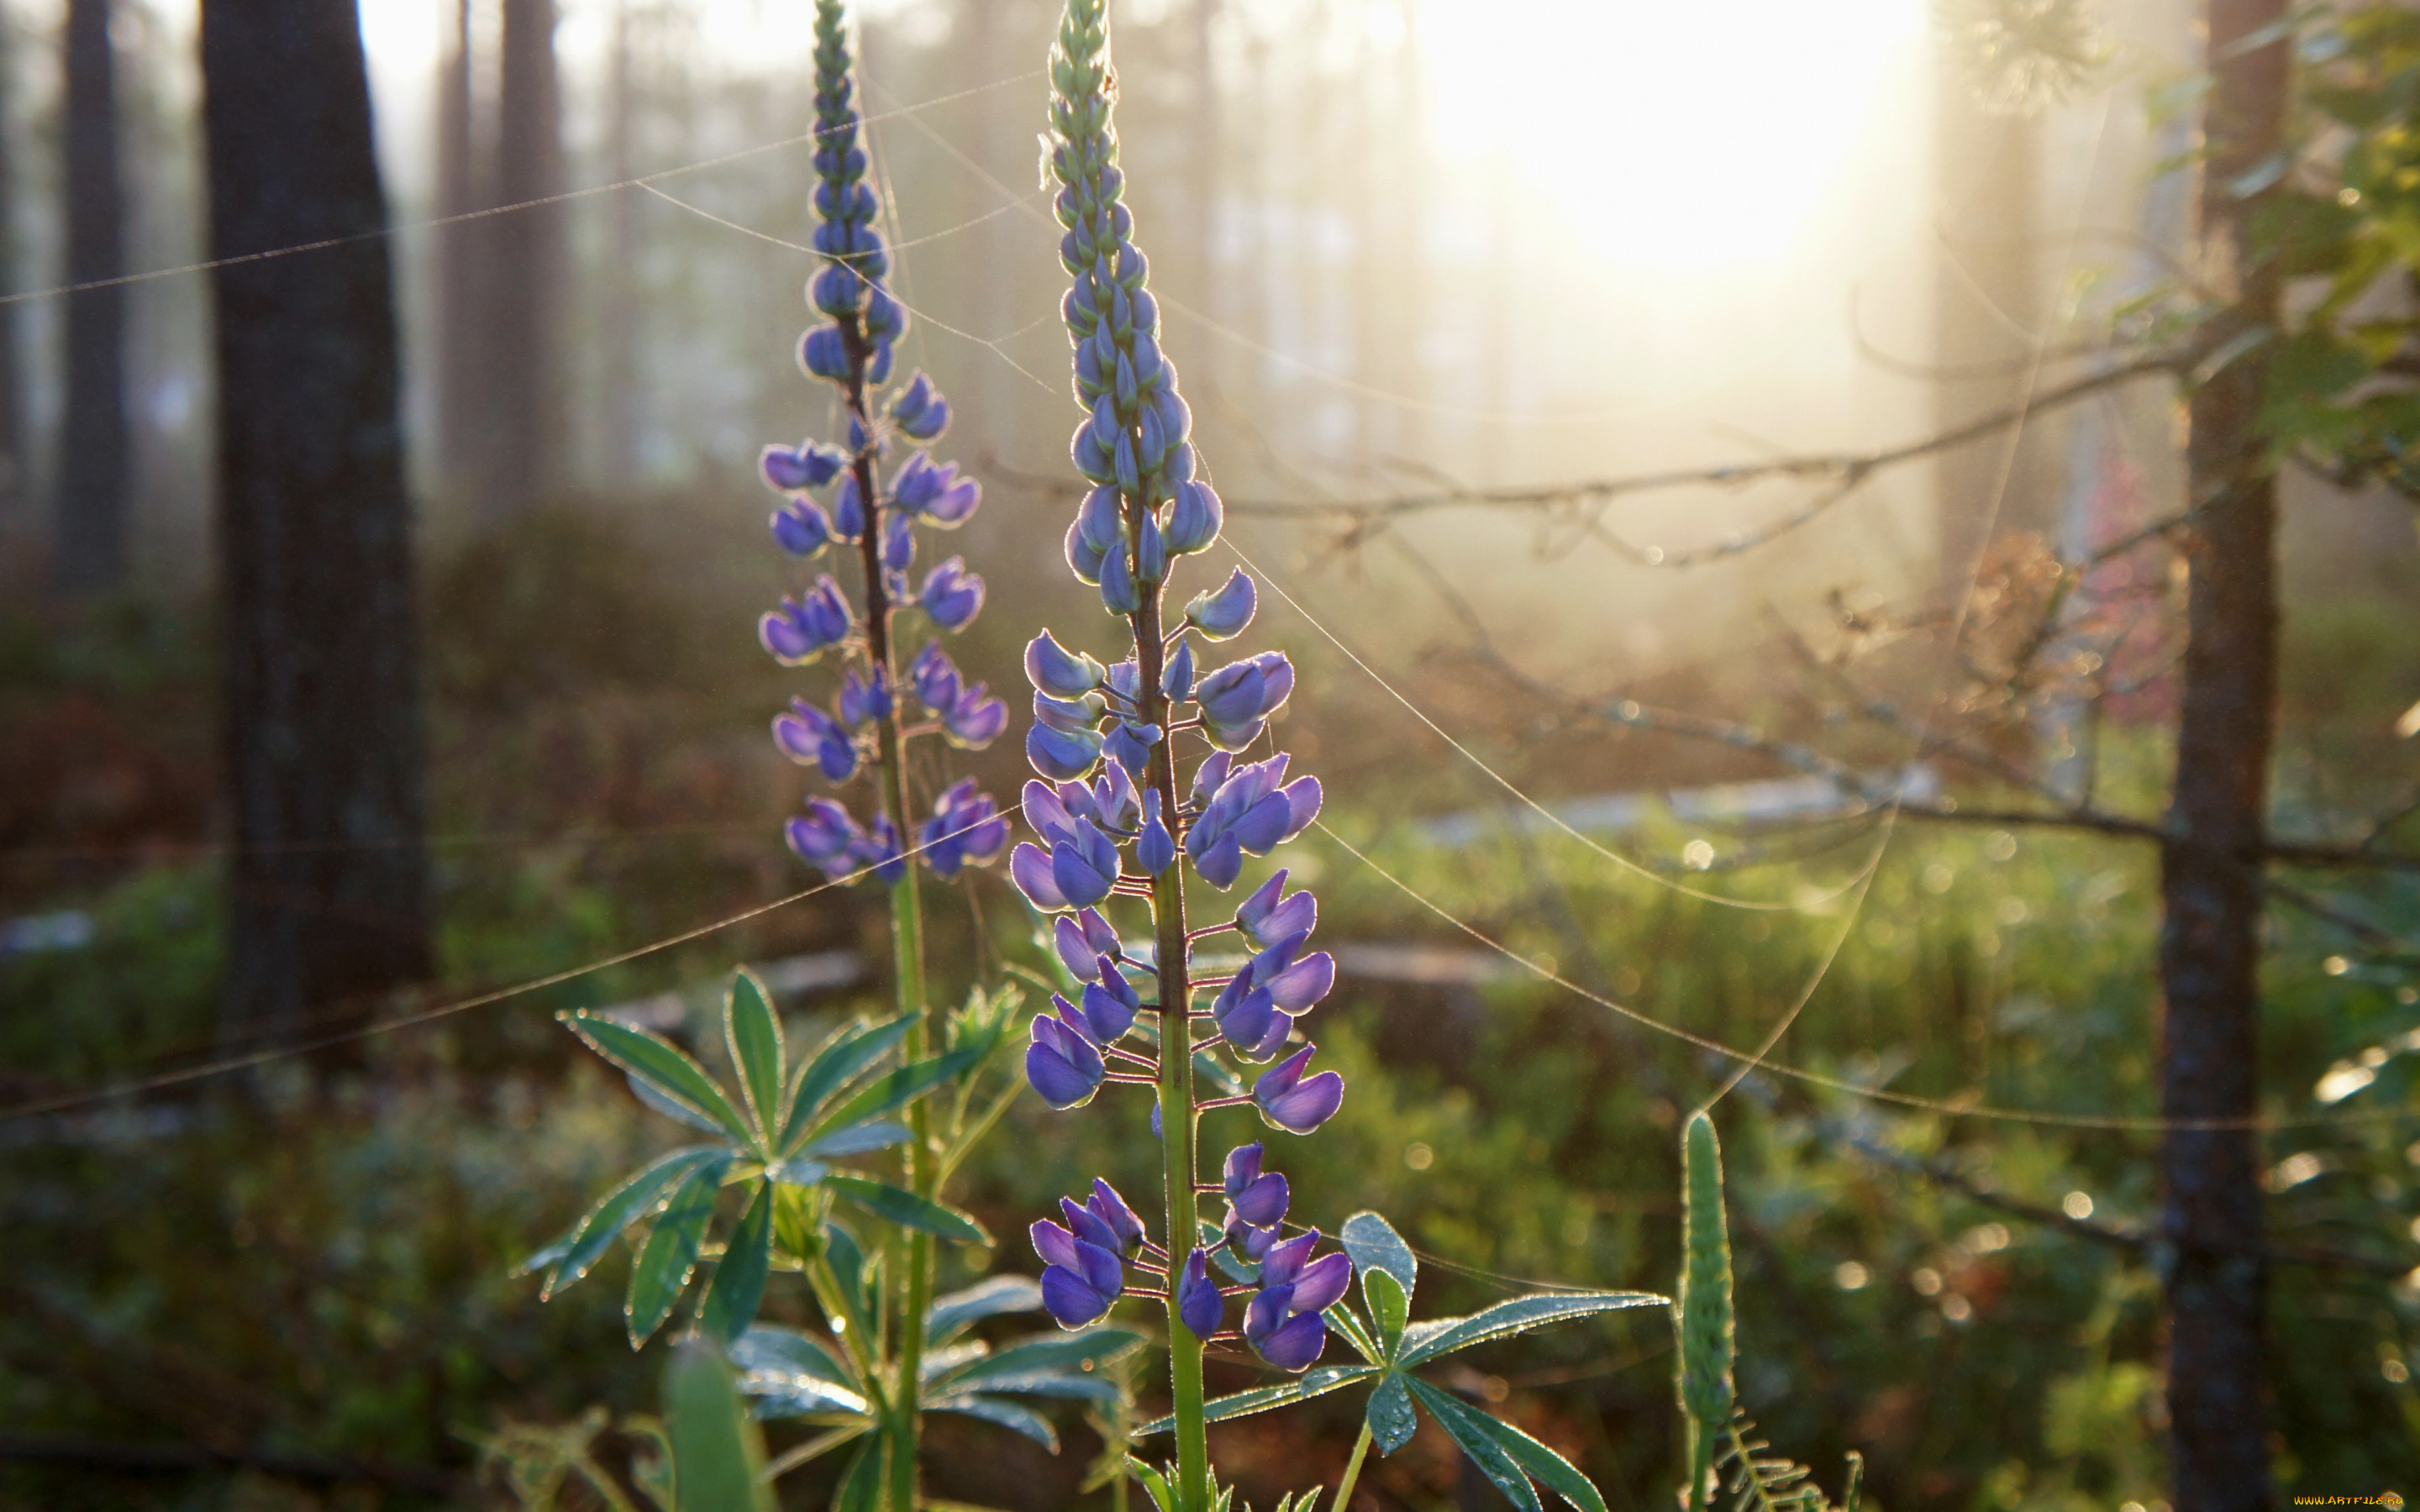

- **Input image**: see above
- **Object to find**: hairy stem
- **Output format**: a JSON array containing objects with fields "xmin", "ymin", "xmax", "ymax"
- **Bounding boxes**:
[
  {"xmin": 1331, "ymin": 1423, "xmax": 1373, "ymax": 1512},
  {"xmin": 1136, "ymin": 557, "xmax": 1207, "ymax": 1511},
  {"xmin": 842, "ymin": 313, "xmax": 934, "ymax": 1512}
]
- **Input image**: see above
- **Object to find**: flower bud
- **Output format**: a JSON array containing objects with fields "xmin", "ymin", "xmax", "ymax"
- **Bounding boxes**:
[
  {"xmin": 1185, "ymin": 569, "xmax": 1256, "ymax": 640},
  {"xmin": 1165, "ymin": 480, "xmax": 1222, "ymax": 554}
]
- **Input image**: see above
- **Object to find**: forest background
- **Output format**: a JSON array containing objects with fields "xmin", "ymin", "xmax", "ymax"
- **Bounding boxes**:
[{"xmin": 1, "ymin": 0, "xmax": 2417, "ymax": 1507}]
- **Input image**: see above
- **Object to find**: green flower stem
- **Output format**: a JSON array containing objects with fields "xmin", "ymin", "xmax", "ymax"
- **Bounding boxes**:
[
  {"xmin": 842, "ymin": 312, "xmax": 936, "ymax": 1512},
  {"xmin": 1136, "ymin": 576, "xmax": 1209, "ymax": 1512},
  {"xmin": 1332, "ymin": 1422, "xmax": 1374, "ymax": 1512}
]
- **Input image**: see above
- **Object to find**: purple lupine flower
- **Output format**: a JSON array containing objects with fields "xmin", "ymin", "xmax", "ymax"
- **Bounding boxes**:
[
  {"xmin": 1053, "ymin": 907, "xmax": 1123, "ymax": 980},
  {"xmin": 1136, "ymin": 790, "xmax": 1176, "ymax": 875},
  {"xmin": 1027, "ymin": 1012, "xmax": 1106, "ymax": 1108},
  {"xmin": 1161, "ymin": 639, "xmax": 1197, "ymax": 702},
  {"xmin": 1223, "ymin": 1143, "xmax": 1289, "ymax": 1228},
  {"xmin": 760, "ymin": 578, "xmax": 855, "ymax": 664},
  {"xmin": 1027, "ymin": 722, "xmax": 1106, "ymax": 783},
  {"xmin": 800, "ymin": 323, "xmax": 850, "ymax": 381},
  {"xmin": 830, "ymin": 473, "xmax": 866, "ymax": 541},
  {"xmin": 1100, "ymin": 719, "xmax": 1161, "ymax": 778},
  {"xmin": 762, "ymin": 441, "xmax": 849, "ymax": 495},
  {"xmin": 786, "ymin": 797, "xmax": 867, "ymax": 879},
  {"xmin": 838, "ymin": 666, "xmax": 892, "ymax": 729},
  {"xmin": 889, "ymin": 370, "xmax": 951, "ymax": 440},
  {"xmin": 1249, "ymin": 932, "xmax": 1335, "ymax": 1015},
  {"xmin": 1028, "ymin": 631, "xmax": 1106, "ymax": 697},
  {"xmin": 1236, "ymin": 869, "xmax": 1317, "ymax": 951},
  {"xmin": 1176, "ymin": 1248, "xmax": 1223, "ymax": 1338},
  {"xmin": 773, "ymin": 697, "xmax": 860, "ymax": 783},
  {"xmin": 1048, "ymin": 819, "xmax": 1120, "ymax": 910},
  {"xmin": 1195, "ymin": 651, "xmax": 1297, "ymax": 750},
  {"xmin": 1185, "ymin": 569, "xmax": 1257, "ymax": 641},
  {"xmin": 1078, "ymin": 965, "xmax": 1140, "ymax": 1042},
  {"xmin": 918, "ymin": 559, "xmax": 986, "ymax": 633},
  {"xmin": 1210, "ymin": 972, "xmax": 1289, "ymax": 1061},
  {"xmin": 860, "ymin": 815, "xmax": 907, "ymax": 887},
  {"xmin": 771, "ymin": 499, "xmax": 834, "ymax": 557},
  {"xmin": 1165, "ymin": 479, "xmax": 1223, "ymax": 555},
  {"xmin": 1085, "ymin": 1178, "xmax": 1147, "ymax": 1254},
  {"xmin": 1032, "ymin": 1211, "xmax": 1123, "ymax": 1327},
  {"xmin": 1010, "ymin": 842, "xmax": 1073, "ymax": 911},
  {"xmin": 1183, "ymin": 753, "xmax": 1323, "ymax": 890},
  {"xmin": 1243, "ymin": 1284, "xmax": 1328, "ymax": 1372},
  {"xmin": 1253, "ymin": 1045, "xmax": 1344, "ymax": 1134},
  {"xmin": 881, "ymin": 510, "xmax": 915, "ymax": 574},
  {"xmin": 921, "ymin": 779, "xmax": 1009, "ymax": 879}
]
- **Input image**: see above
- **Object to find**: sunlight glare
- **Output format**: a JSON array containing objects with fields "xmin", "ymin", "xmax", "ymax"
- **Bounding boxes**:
[{"xmin": 1423, "ymin": 0, "xmax": 1927, "ymax": 269}]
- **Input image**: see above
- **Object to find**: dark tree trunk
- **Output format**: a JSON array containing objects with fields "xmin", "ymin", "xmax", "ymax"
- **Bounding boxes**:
[
  {"xmin": 199, "ymin": 0, "xmax": 431, "ymax": 1041},
  {"xmin": 0, "ymin": 13, "xmax": 27, "ymax": 516},
  {"xmin": 477, "ymin": 0, "xmax": 562, "ymax": 519},
  {"xmin": 54, "ymin": 0, "xmax": 127, "ymax": 592},
  {"xmin": 433, "ymin": 0, "xmax": 484, "ymax": 499},
  {"xmin": 2157, "ymin": 0, "xmax": 2287, "ymax": 1504},
  {"xmin": 598, "ymin": 0, "xmax": 642, "ymax": 485}
]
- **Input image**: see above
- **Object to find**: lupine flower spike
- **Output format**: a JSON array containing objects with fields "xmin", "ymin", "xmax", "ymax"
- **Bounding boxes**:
[
  {"xmin": 1016, "ymin": 3, "xmax": 1349, "ymax": 1504},
  {"xmin": 758, "ymin": 0, "xmax": 1007, "ymax": 889}
]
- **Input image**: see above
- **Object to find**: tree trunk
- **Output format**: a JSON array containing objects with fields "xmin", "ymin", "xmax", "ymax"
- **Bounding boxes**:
[
  {"xmin": 433, "ymin": 0, "xmax": 484, "ymax": 500},
  {"xmin": 477, "ymin": 0, "xmax": 562, "ymax": 519},
  {"xmin": 2157, "ymin": 0, "xmax": 2287, "ymax": 1504},
  {"xmin": 199, "ymin": 0, "xmax": 431, "ymax": 1042},
  {"xmin": 55, "ymin": 0, "xmax": 127, "ymax": 593},
  {"xmin": 0, "ymin": 13, "xmax": 25, "ymax": 520},
  {"xmin": 597, "ymin": 0, "xmax": 642, "ymax": 486}
]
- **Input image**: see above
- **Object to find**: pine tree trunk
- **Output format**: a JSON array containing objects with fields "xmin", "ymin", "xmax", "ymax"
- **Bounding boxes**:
[
  {"xmin": 2157, "ymin": 0, "xmax": 2287, "ymax": 1503},
  {"xmin": 479, "ymin": 0, "xmax": 562, "ymax": 519},
  {"xmin": 55, "ymin": 0, "xmax": 127, "ymax": 592},
  {"xmin": 433, "ymin": 0, "xmax": 484, "ymax": 500},
  {"xmin": 199, "ymin": 0, "xmax": 431, "ymax": 1043},
  {"xmin": 0, "ymin": 12, "xmax": 27, "ymax": 517}
]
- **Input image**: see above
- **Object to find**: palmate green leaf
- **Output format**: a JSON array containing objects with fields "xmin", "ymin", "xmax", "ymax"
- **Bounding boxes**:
[
  {"xmin": 1364, "ymin": 1269, "xmax": 1410, "ymax": 1356},
  {"xmin": 1134, "ymin": 1366, "xmax": 1376, "ymax": 1436},
  {"xmin": 828, "ymin": 1175, "xmax": 991, "ymax": 1246},
  {"xmin": 1324, "ymin": 1301, "xmax": 1383, "ymax": 1364},
  {"xmin": 930, "ymin": 1368, "xmax": 1118, "ymax": 1403},
  {"xmin": 798, "ymin": 1048, "xmax": 981, "ymax": 1154},
  {"xmin": 780, "ymin": 1011, "xmax": 917, "ymax": 1151},
  {"xmin": 930, "ymin": 1328, "xmax": 1144, "ymax": 1396},
  {"xmin": 699, "ymin": 1181, "xmax": 774, "ymax": 1343},
  {"xmin": 664, "ymin": 1339, "xmax": 775, "ymax": 1512},
  {"xmin": 833, "ymin": 1436, "xmax": 883, "ymax": 1512},
  {"xmin": 1365, "ymin": 1372, "xmax": 1417, "ymax": 1454},
  {"xmin": 525, "ymin": 1144, "xmax": 725, "ymax": 1299},
  {"xmin": 730, "ymin": 1326, "xmax": 871, "ymax": 1418},
  {"xmin": 1339, "ymin": 1211, "xmax": 1417, "ymax": 1296},
  {"xmin": 567, "ymin": 1012, "xmax": 755, "ymax": 1147},
  {"xmin": 1400, "ymin": 1290, "xmax": 1666, "ymax": 1368},
  {"xmin": 724, "ymin": 969, "xmax": 786, "ymax": 1142},
  {"xmin": 926, "ymin": 1275, "xmax": 1045, "ymax": 1345},
  {"xmin": 932, "ymin": 1394, "xmax": 1060, "ymax": 1452},
  {"xmin": 1409, "ymin": 1378, "xmax": 1607, "ymax": 1512},
  {"xmin": 1407, "ymin": 1379, "xmax": 1542, "ymax": 1512},
  {"xmin": 821, "ymin": 1222, "xmax": 880, "ymax": 1347},
  {"xmin": 627, "ymin": 1158, "xmax": 732, "ymax": 1347}
]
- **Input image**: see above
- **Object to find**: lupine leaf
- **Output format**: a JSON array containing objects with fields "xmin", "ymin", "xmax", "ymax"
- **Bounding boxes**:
[
  {"xmin": 823, "ymin": 1223, "xmax": 879, "ymax": 1346},
  {"xmin": 664, "ymin": 1338, "xmax": 774, "ymax": 1512},
  {"xmin": 1364, "ymin": 1268, "xmax": 1410, "ymax": 1355},
  {"xmin": 1134, "ymin": 1366, "xmax": 1376, "ymax": 1436},
  {"xmin": 1407, "ymin": 1379, "xmax": 1543, "ymax": 1512},
  {"xmin": 1125, "ymin": 1457, "xmax": 1176, "ymax": 1512},
  {"xmin": 768, "ymin": 1157, "xmax": 831, "ymax": 1188},
  {"xmin": 625, "ymin": 1160, "xmax": 730, "ymax": 1346},
  {"xmin": 932, "ymin": 1394, "xmax": 1060, "ymax": 1452},
  {"xmin": 781, "ymin": 1011, "xmax": 917, "ymax": 1151},
  {"xmin": 1323, "ymin": 1301, "xmax": 1383, "ymax": 1365},
  {"xmin": 929, "ymin": 1328, "xmax": 1144, "ymax": 1394},
  {"xmin": 917, "ymin": 1341, "xmax": 992, "ymax": 1383},
  {"xmin": 800, "ymin": 1049, "xmax": 980, "ymax": 1154},
  {"xmin": 828, "ymin": 1175, "xmax": 991, "ymax": 1246},
  {"xmin": 800, "ymin": 1121, "xmax": 913, "ymax": 1159},
  {"xmin": 931, "ymin": 1368, "xmax": 1119, "ymax": 1402},
  {"xmin": 725, "ymin": 969, "xmax": 786, "ymax": 1142},
  {"xmin": 1366, "ymin": 1372, "xmax": 1418, "ymax": 1454},
  {"xmin": 568, "ymin": 1013, "xmax": 755, "ymax": 1146},
  {"xmin": 699, "ymin": 1181, "xmax": 774, "ymax": 1343},
  {"xmin": 730, "ymin": 1327, "xmax": 871, "ymax": 1419},
  {"xmin": 1340, "ymin": 1211, "xmax": 1417, "ymax": 1297},
  {"xmin": 832, "ymin": 1436, "xmax": 882, "ymax": 1512},
  {"xmin": 926, "ymin": 1274, "xmax": 1045, "ymax": 1345},
  {"xmin": 525, "ymin": 1145, "xmax": 724, "ymax": 1298},
  {"xmin": 1400, "ymin": 1291, "xmax": 1666, "ymax": 1368},
  {"xmin": 627, "ymin": 1072, "xmax": 735, "ymax": 1137},
  {"xmin": 1424, "ymin": 1378, "xmax": 1606, "ymax": 1512}
]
